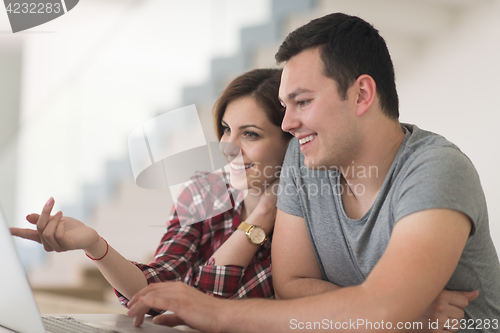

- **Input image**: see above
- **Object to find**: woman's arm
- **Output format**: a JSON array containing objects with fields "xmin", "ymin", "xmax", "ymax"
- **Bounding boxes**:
[
  {"xmin": 84, "ymin": 237, "xmax": 148, "ymax": 299},
  {"xmin": 208, "ymin": 209, "xmax": 274, "ymax": 268},
  {"xmin": 194, "ymin": 181, "xmax": 278, "ymax": 298},
  {"xmin": 12, "ymin": 197, "xmax": 202, "ymax": 303},
  {"xmin": 210, "ymin": 178, "xmax": 277, "ymax": 267},
  {"xmin": 10, "ymin": 197, "xmax": 149, "ymax": 300}
]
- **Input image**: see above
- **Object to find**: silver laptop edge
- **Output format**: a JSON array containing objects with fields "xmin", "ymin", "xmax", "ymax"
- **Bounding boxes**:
[{"xmin": 0, "ymin": 203, "xmax": 45, "ymax": 333}]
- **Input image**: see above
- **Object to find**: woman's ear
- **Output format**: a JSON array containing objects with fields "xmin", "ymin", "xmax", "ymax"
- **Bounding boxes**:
[{"xmin": 355, "ymin": 74, "xmax": 376, "ymax": 117}]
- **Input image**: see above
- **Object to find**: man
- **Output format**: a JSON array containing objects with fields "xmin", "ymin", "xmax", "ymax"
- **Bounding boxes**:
[{"xmin": 128, "ymin": 13, "xmax": 500, "ymax": 332}]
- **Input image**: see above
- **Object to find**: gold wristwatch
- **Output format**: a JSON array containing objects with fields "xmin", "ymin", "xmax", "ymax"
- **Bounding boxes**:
[{"xmin": 237, "ymin": 221, "xmax": 267, "ymax": 245}]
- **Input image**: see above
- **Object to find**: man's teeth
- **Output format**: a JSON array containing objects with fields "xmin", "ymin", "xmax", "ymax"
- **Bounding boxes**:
[
  {"xmin": 299, "ymin": 135, "xmax": 317, "ymax": 145},
  {"xmin": 231, "ymin": 163, "xmax": 255, "ymax": 170}
]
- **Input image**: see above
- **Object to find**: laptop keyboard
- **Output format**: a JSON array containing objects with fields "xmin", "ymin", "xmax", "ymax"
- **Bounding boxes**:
[{"xmin": 42, "ymin": 316, "xmax": 120, "ymax": 333}]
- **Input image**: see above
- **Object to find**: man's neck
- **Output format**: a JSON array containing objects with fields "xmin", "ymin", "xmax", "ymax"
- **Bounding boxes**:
[{"xmin": 340, "ymin": 120, "xmax": 405, "ymax": 219}]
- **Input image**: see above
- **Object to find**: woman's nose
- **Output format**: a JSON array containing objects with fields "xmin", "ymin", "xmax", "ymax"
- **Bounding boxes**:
[{"xmin": 220, "ymin": 141, "xmax": 241, "ymax": 161}]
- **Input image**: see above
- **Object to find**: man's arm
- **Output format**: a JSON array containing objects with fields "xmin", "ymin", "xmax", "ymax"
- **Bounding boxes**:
[
  {"xmin": 256, "ymin": 208, "xmax": 472, "ymax": 331},
  {"xmin": 272, "ymin": 207, "xmax": 476, "ymax": 331},
  {"xmin": 128, "ymin": 208, "xmax": 472, "ymax": 332},
  {"xmin": 272, "ymin": 208, "xmax": 340, "ymax": 298},
  {"xmin": 358, "ymin": 208, "xmax": 472, "ymax": 323}
]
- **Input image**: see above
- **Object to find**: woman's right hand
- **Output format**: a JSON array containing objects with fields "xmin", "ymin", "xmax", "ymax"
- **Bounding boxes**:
[{"xmin": 10, "ymin": 197, "xmax": 100, "ymax": 253}]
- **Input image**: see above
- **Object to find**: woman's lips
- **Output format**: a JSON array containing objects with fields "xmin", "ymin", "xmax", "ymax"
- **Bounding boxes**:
[{"xmin": 230, "ymin": 162, "xmax": 255, "ymax": 174}]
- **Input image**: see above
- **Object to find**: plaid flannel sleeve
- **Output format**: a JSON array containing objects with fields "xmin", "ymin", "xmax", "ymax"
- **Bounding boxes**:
[
  {"xmin": 195, "ymin": 263, "xmax": 244, "ymax": 298},
  {"xmin": 195, "ymin": 245, "xmax": 274, "ymax": 299},
  {"xmin": 114, "ymin": 211, "xmax": 202, "ymax": 308}
]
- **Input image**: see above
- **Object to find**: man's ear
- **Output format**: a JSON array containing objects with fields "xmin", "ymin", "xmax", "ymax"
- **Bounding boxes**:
[{"xmin": 355, "ymin": 74, "xmax": 376, "ymax": 117}]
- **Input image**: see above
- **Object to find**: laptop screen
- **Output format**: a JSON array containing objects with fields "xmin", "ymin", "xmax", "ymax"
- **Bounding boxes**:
[{"xmin": 0, "ymin": 204, "xmax": 45, "ymax": 333}]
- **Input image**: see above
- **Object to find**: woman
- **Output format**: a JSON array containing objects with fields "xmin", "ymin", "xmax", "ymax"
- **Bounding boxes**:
[{"xmin": 11, "ymin": 68, "xmax": 292, "ymax": 306}]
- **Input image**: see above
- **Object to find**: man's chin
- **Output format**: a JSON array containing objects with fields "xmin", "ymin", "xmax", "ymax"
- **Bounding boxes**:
[
  {"xmin": 304, "ymin": 157, "xmax": 331, "ymax": 171},
  {"xmin": 304, "ymin": 157, "xmax": 319, "ymax": 170}
]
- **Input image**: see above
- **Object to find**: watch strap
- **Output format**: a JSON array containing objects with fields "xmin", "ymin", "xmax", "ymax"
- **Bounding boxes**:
[
  {"xmin": 237, "ymin": 221, "xmax": 267, "ymax": 245},
  {"xmin": 237, "ymin": 221, "xmax": 253, "ymax": 233}
]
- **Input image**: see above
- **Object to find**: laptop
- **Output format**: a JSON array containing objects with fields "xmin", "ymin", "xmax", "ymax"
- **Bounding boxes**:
[{"xmin": 0, "ymin": 203, "xmax": 185, "ymax": 333}]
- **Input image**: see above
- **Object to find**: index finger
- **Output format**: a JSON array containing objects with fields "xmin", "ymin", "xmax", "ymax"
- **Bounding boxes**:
[
  {"xmin": 127, "ymin": 298, "xmax": 152, "ymax": 327},
  {"xmin": 9, "ymin": 228, "xmax": 42, "ymax": 243}
]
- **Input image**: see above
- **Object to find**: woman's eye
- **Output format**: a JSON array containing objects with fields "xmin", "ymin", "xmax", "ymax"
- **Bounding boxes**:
[
  {"xmin": 222, "ymin": 126, "xmax": 230, "ymax": 134},
  {"xmin": 244, "ymin": 131, "xmax": 258, "ymax": 138}
]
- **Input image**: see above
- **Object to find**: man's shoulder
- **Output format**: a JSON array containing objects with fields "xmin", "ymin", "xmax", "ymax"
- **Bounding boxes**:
[
  {"xmin": 400, "ymin": 124, "xmax": 472, "ymax": 168},
  {"xmin": 391, "ymin": 124, "xmax": 485, "ymax": 232},
  {"xmin": 402, "ymin": 124, "xmax": 459, "ymax": 152}
]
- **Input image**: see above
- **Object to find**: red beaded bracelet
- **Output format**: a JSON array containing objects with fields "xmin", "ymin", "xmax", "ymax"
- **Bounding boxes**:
[{"xmin": 85, "ymin": 238, "xmax": 109, "ymax": 261}]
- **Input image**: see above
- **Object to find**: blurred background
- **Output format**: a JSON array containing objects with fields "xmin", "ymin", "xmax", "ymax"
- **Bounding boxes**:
[{"xmin": 1, "ymin": 0, "xmax": 499, "ymax": 312}]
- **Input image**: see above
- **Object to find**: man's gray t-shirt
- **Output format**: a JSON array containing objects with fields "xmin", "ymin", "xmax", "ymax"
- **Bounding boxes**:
[{"xmin": 277, "ymin": 123, "xmax": 500, "ymax": 330}]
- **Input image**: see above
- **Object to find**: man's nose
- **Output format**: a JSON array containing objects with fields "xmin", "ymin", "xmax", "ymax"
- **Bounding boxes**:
[{"xmin": 281, "ymin": 108, "xmax": 300, "ymax": 135}]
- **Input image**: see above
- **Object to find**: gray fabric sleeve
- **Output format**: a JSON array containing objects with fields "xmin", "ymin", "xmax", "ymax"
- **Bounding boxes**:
[
  {"xmin": 393, "ymin": 147, "xmax": 484, "ymax": 235},
  {"xmin": 277, "ymin": 139, "xmax": 304, "ymax": 218}
]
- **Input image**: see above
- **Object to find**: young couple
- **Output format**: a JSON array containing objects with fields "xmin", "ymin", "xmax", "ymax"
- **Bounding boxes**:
[{"xmin": 12, "ymin": 12, "xmax": 500, "ymax": 333}]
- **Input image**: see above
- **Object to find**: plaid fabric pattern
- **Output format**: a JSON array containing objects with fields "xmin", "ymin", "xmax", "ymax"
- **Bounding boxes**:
[{"xmin": 115, "ymin": 171, "xmax": 274, "ymax": 309}]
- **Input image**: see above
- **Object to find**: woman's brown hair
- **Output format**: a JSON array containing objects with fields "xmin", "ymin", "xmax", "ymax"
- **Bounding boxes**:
[{"xmin": 213, "ymin": 68, "xmax": 293, "ymax": 140}]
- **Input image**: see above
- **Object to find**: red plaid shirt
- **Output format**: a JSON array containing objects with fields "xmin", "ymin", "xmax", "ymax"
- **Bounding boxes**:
[{"xmin": 115, "ymin": 171, "xmax": 274, "ymax": 308}]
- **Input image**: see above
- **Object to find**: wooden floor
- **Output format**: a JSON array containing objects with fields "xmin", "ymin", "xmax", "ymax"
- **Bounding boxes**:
[{"xmin": 34, "ymin": 291, "xmax": 127, "ymax": 314}]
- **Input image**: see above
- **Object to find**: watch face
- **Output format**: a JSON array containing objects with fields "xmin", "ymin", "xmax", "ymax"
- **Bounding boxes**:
[{"xmin": 250, "ymin": 227, "xmax": 266, "ymax": 244}]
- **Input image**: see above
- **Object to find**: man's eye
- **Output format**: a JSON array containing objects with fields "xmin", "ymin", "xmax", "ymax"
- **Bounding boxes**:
[{"xmin": 297, "ymin": 100, "xmax": 310, "ymax": 107}]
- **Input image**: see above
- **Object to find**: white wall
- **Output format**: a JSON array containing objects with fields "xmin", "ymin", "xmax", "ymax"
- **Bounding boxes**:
[{"xmin": 398, "ymin": 1, "xmax": 500, "ymax": 250}]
